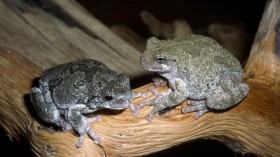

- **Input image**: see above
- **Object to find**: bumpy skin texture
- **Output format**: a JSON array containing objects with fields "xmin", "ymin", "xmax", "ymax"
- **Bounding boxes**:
[
  {"xmin": 30, "ymin": 59, "xmax": 136, "ymax": 148},
  {"xmin": 139, "ymin": 35, "xmax": 249, "ymax": 121}
]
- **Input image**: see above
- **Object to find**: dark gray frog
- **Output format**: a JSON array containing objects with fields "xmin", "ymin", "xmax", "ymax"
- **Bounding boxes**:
[
  {"xmin": 31, "ymin": 59, "xmax": 140, "ymax": 147},
  {"xmin": 138, "ymin": 34, "xmax": 249, "ymax": 121}
]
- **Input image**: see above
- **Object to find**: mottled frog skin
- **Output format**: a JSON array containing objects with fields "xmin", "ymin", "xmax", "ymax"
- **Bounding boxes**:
[
  {"xmin": 138, "ymin": 35, "xmax": 249, "ymax": 121},
  {"xmin": 31, "ymin": 59, "xmax": 138, "ymax": 147}
]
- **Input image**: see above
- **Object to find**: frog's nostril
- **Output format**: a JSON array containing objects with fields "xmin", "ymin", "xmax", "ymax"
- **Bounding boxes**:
[
  {"xmin": 105, "ymin": 96, "xmax": 113, "ymax": 101},
  {"xmin": 114, "ymin": 99, "xmax": 124, "ymax": 104}
]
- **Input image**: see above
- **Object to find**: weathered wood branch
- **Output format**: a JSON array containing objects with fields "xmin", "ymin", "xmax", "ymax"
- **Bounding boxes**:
[
  {"xmin": 0, "ymin": 0, "xmax": 280, "ymax": 157},
  {"xmin": 0, "ymin": 0, "xmax": 146, "ymax": 77}
]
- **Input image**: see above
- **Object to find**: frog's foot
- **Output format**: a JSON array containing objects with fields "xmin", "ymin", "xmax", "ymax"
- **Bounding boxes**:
[
  {"xmin": 136, "ymin": 98, "xmax": 156, "ymax": 110},
  {"xmin": 129, "ymin": 103, "xmax": 139, "ymax": 116},
  {"xmin": 129, "ymin": 92, "xmax": 149, "ymax": 116},
  {"xmin": 149, "ymin": 86, "xmax": 165, "ymax": 96},
  {"xmin": 182, "ymin": 100, "xmax": 209, "ymax": 119},
  {"xmin": 146, "ymin": 102, "xmax": 167, "ymax": 122},
  {"xmin": 135, "ymin": 86, "xmax": 170, "ymax": 122},
  {"xmin": 187, "ymin": 100, "xmax": 205, "ymax": 106},
  {"xmin": 146, "ymin": 113, "xmax": 154, "ymax": 122},
  {"xmin": 133, "ymin": 92, "xmax": 147, "ymax": 99},
  {"xmin": 135, "ymin": 86, "xmax": 160, "ymax": 109},
  {"xmin": 89, "ymin": 115, "xmax": 101, "ymax": 122},
  {"xmin": 75, "ymin": 115, "xmax": 102, "ymax": 148},
  {"xmin": 152, "ymin": 77, "xmax": 168, "ymax": 87},
  {"xmin": 56, "ymin": 118, "xmax": 73, "ymax": 131},
  {"xmin": 76, "ymin": 126, "xmax": 101, "ymax": 148}
]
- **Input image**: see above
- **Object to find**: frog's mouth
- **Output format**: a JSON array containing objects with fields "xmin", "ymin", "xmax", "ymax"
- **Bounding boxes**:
[
  {"xmin": 102, "ymin": 99, "xmax": 130, "ymax": 110},
  {"xmin": 142, "ymin": 64, "xmax": 172, "ymax": 73}
]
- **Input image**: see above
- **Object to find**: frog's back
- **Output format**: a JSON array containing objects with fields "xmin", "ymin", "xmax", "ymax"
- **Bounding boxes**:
[
  {"xmin": 173, "ymin": 35, "xmax": 243, "ymax": 97},
  {"xmin": 175, "ymin": 35, "xmax": 242, "ymax": 73},
  {"xmin": 39, "ymin": 59, "xmax": 114, "ymax": 108},
  {"xmin": 41, "ymin": 59, "xmax": 107, "ymax": 82}
]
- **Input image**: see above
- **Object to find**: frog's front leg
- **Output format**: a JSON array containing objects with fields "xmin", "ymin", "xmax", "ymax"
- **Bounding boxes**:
[
  {"xmin": 136, "ymin": 86, "xmax": 184, "ymax": 121},
  {"xmin": 137, "ymin": 80, "xmax": 186, "ymax": 121},
  {"xmin": 31, "ymin": 87, "xmax": 72, "ymax": 130},
  {"xmin": 146, "ymin": 90, "xmax": 187, "ymax": 122},
  {"xmin": 65, "ymin": 105, "xmax": 101, "ymax": 148},
  {"xmin": 136, "ymin": 86, "xmax": 172, "ymax": 108}
]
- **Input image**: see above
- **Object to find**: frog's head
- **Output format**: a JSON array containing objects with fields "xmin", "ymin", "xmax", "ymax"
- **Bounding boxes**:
[
  {"xmin": 140, "ymin": 37, "xmax": 178, "ymax": 74},
  {"xmin": 90, "ymin": 74, "xmax": 132, "ymax": 110}
]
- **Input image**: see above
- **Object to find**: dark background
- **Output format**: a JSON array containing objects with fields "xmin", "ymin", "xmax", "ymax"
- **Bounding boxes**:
[{"xmin": 81, "ymin": 0, "xmax": 265, "ymax": 42}]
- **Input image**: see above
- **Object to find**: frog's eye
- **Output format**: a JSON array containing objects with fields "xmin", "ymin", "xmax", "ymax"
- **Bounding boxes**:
[
  {"xmin": 104, "ymin": 95, "xmax": 113, "ymax": 101},
  {"xmin": 154, "ymin": 54, "xmax": 167, "ymax": 64}
]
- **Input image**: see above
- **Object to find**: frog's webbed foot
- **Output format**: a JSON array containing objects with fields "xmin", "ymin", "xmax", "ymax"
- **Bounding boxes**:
[
  {"xmin": 152, "ymin": 77, "xmax": 168, "ymax": 87},
  {"xmin": 76, "ymin": 127, "xmax": 101, "ymax": 148},
  {"xmin": 136, "ymin": 86, "xmax": 162, "ymax": 109},
  {"xmin": 76, "ymin": 128, "xmax": 101, "ymax": 148},
  {"xmin": 136, "ymin": 86, "xmax": 171, "ymax": 122},
  {"xmin": 182, "ymin": 100, "xmax": 209, "ymax": 119},
  {"xmin": 75, "ymin": 115, "xmax": 102, "ymax": 148},
  {"xmin": 66, "ymin": 105, "xmax": 102, "ymax": 148},
  {"xmin": 128, "ymin": 92, "xmax": 148, "ymax": 116}
]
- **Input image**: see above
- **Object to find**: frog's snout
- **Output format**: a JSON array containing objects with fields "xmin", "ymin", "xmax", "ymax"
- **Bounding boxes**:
[
  {"xmin": 111, "ymin": 99, "xmax": 129, "ymax": 109},
  {"xmin": 114, "ymin": 99, "xmax": 125, "ymax": 105},
  {"xmin": 140, "ymin": 55, "xmax": 146, "ymax": 65}
]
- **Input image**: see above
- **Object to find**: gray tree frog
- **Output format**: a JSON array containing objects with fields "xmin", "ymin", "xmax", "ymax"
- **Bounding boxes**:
[
  {"xmin": 30, "ymin": 59, "xmax": 140, "ymax": 148},
  {"xmin": 138, "ymin": 34, "xmax": 249, "ymax": 121}
]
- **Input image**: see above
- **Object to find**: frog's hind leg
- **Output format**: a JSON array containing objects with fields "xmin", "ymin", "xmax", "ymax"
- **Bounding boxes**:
[
  {"xmin": 206, "ymin": 72, "xmax": 249, "ymax": 111},
  {"xmin": 31, "ymin": 87, "xmax": 72, "ymax": 130},
  {"xmin": 65, "ymin": 105, "xmax": 101, "ymax": 148}
]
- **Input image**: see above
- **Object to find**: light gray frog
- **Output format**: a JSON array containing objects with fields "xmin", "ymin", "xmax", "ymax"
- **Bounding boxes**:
[
  {"xmin": 138, "ymin": 34, "xmax": 249, "ymax": 121},
  {"xmin": 30, "ymin": 59, "xmax": 141, "ymax": 148}
]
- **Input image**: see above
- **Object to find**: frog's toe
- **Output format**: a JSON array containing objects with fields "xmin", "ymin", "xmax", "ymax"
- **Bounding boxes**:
[
  {"xmin": 187, "ymin": 100, "xmax": 205, "ymax": 106},
  {"xmin": 76, "ymin": 126, "xmax": 101, "ymax": 148},
  {"xmin": 194, "ymin": 109, "xmax": 209, "ymax": 119},
  {"xmin": 152, "ymin": 77, "xmax": 168, "ymax": 87},
  {"xmin": 76, "ymin": 132, "xmax": 86, "ymax": 148},
  {"xmin": 136, "ymin": 99, "xmax": 155, "ymax": 109},
  {"xmin": 87, "ymin": 129, "xmax": 101, "ymax": 144},
  {"xmin": 148, "ymin": 86, "xmax": 161, "ymax": 97},
  {"xmin": 130, "ymin": 107, "xmax": 139, "ymax": 116},
  {"xmin": 76, "ymin": 141, "xmax": 83, "ymax": 148},
  {"xmin": 181, "ymin": 104, "xmax": 206, "ymax": 113},
  {"xmin": 89, "ymin": 115, "xmax": 101, "ymax": 122},
  {"xmin": 93, "ymin": 135, "xmax": 101, "ymax": 144},
  {"xmin": 128, "ymin": 103, "xmax": 139, "ymax": 116},
  {"xmin": 146, "ymin": 113, "xmax": 154, "ymax": 122}
]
